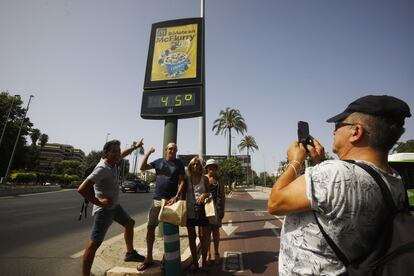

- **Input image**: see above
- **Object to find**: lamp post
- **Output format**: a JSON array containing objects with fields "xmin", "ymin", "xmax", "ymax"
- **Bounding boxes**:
[
  {"xmin": 2, "ymin": 95, "xmax": 34, "ymax": 184},
  {"xmin": 105, "ymin": 132, "xmax": 110, "ymax": 143},
  {"xmin": 0, "ymin": 94, "xmax": 20, "ymax": 149}
]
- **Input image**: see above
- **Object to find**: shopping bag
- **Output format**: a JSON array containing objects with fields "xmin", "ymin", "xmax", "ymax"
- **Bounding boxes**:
[
  {"xmin": 204, "ymin": 197, "xmax": 217, "ymax": 224},
  {"xmin": 158, "ymin": 199, "xmax": 187, "ymax": 226}
]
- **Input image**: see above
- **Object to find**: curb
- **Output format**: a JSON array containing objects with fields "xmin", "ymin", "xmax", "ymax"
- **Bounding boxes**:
[
  {"xmin": 0, "ymin": 185, "xmax": 61, "ymax": 197},
  {"xmin": 91, "ymin": 223, "xmax": 200, "ymax": 276}
]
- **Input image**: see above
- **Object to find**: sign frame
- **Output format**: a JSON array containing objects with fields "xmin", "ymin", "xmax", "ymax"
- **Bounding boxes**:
[
  {"xmin": 140, "ymin": 86, "xmax": 203, "ymax": 119},
  {"xmin": 143, "ymin": 17, "xmax": 203, "ymax": 90}
]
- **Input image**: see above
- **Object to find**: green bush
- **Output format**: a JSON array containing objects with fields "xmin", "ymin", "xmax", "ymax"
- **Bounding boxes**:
[{"xmin": 10, "ymin": 172, "xmax": 37, "ymax": 184}]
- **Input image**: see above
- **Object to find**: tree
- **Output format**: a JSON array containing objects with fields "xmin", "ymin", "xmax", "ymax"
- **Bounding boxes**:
[
  {"xmin": 39, "ymin": 133, "xmax": 48, "ymax": 148},
  {"xmin": 85, "ymin": 150, "xmax": 103, "ymax": 169},
  {"xmin": 238, "ymin": 135, "xmax": 259, "ymax": 185},
  {"xmin": 393, "ymin": 140, "xmax": 414, "ymax": 153},
  {"xmin": 52, "ymin": 160, "xmax": 84, "ymax": 178},
  {"xmin": 217, "ymin": 158, "xmax": 244, "ymax": 190},
  {"xmin": 0, "ymin": 92, "xmax": 33, "ymax": 176},
  {"xmin": 212, "ymin": 107, "xmax": 247, "ymax": 158},
  {"xmin": 30, "ymin": 128, "xmax": 41, "ymax": 147}
]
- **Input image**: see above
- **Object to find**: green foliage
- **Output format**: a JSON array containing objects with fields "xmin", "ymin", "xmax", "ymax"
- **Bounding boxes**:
[
  {"xmin": 30, "ymin": 128, "xmax": 41, "ymax": 146},
  {"xmin": 10, "ymin": 172, "xmax": 37, "ymax": 184},
  {"xmin": 212, "ymin": 107, "xmax": 247, "ymax": 158},
  {"xmin": 50, "ymin": 173, "xmax": 80, "ymax": 184},
  {"xmin": 0, "ymin": 92, "xmax": 33, "ymax": 175},
  {"xmin": 39, "ymin": 133, "xmax": 48, "ymax": 147},
  {"xmin": 393, "ymin": 140, "xmax": 414, "ymax": 153},
  {"xmin": 52, "ymin": 160, "xmax": 85, "ymax": 178},
  {"xmin": 238, "ymin": 135, "xmax": 259, "ymax": 155},
  {"xmin": 85, "ymin": 150, "xmax": 103, "ymax": 169},
  {"xmin": 0, "ymin": 91, "xmax": 48, "ymax": 176},
  {"xmin": 217, "ymin": 158, "xmax": 244, "ymax": 188}
]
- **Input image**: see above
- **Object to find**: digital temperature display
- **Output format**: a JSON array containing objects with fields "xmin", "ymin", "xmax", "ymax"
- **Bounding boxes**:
[
  {"xmin": 141, "ymin": 86, "xmax": 203, "ymax": 119},
  {"xmin": 147, "ymin": 93, "xmax": 195, "ymax": 108}
]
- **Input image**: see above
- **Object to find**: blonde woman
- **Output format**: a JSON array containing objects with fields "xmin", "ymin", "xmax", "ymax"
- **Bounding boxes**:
[
  {"xmin": 186, "ymin": 156, "xmax": 210, "ymax": 272},
  {"xmin": 205, "ymin": 159, "xmax": 225, "ymax": 265}
]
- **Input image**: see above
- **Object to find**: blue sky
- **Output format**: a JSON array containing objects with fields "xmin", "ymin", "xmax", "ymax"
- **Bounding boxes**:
[{"xmin": 1, "ymin": 0, "xmax": 413, "ymax": 173}]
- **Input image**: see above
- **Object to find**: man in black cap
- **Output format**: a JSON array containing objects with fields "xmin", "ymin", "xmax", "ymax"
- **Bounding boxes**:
[{"xmin": 268, "ymin": 95, "xmax": 411, "ymax": 275}]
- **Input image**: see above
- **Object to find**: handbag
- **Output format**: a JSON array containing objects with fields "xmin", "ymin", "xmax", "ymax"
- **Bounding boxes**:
[
  {"xmin": 204, "ymin": 196, "xmax": 217, "ymax": 224},
  {"xmin": 158, "ymin": 198, "xmax": 187, "ymax": 226}
]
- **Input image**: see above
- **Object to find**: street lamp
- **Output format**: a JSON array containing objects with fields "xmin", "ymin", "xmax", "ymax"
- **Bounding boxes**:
[
  {"xmin": 105, "ymin": 132, "xmax": 110, "ymax": 143},
  {"xmin": 2, "ymin": 95, "xmax": 34, "ymax": 184},
  {"xmin": 0, "ymin": 94, "xmax": 20, "ymax": 149}
]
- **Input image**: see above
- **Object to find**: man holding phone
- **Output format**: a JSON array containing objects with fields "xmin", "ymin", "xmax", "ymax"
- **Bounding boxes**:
[{"xmin": 268, "ymin": 95, "xmax": 411, "ymax": 275}]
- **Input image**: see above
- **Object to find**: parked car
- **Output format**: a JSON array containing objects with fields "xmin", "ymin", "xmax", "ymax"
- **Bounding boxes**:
[{"xmin": 121, "ymin": 179, "xmax": 150, "ymax": 193}]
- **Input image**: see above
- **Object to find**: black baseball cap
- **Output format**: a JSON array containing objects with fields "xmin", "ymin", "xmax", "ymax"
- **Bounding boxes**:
[{"xmin": 326, "ymin": 95, "xmax": 411, "ymax": 125}]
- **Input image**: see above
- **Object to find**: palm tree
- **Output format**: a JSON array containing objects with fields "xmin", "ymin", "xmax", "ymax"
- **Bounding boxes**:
[
  {"xmin": 212, "ymin": 107, "xmax": 247, "ymax": 158},
  {"xmin": 30, "ymin": 128, "xmax": 41, "ymax": 147},
  {"xmin": 238, "ymin": 135, "xmax": 259, "ymax": 185},
  {"xmin": 39, "ymin": 133, "xmax": 49, "ymax": 148}
]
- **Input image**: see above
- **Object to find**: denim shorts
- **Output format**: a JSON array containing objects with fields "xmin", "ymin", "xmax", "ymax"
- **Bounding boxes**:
[{"xmin": 90, "ymin": 204, "xmax": 131, "ymax": 242}]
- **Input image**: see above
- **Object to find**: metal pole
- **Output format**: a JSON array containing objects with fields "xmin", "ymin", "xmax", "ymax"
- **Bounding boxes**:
[
  {"xmin": 0, "ymin": 94, "xmax": 20, "ymax": 149},
  {"xmin": 199, "ymin": 0, "xmax": 206, "ymax": 161},
  {"xmin": 120, "ymin": 144, "xmax": 128, "ymax": 184},
  {"xmin": 105, "ymin": 132, "xmax": 110, "ymax": 143},
  {"xmin": 162, "ymin": 117, "xmax": 182, "ymax": 275},
  {"xmin": 2, "ymin": 95, "xmax": 34, "ymax": 184}
]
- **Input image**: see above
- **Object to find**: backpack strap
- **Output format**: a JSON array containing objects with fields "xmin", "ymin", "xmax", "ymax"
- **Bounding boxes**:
[
  {"xmin": 313, "ymin": 160, "xmax": 399, "ymax": 266},
  {"xmin": 346, "ymin": 160, "xmax": 398, "ymax": 213},
  {"xmin": 313, "ymin": 211, "xmax": 350, "ymax": 266}
]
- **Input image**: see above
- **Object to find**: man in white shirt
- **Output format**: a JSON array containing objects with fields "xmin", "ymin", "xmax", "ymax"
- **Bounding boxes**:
[{"xmin": 268, "ymin": 95, "xmax": 411, "ymax": 275}]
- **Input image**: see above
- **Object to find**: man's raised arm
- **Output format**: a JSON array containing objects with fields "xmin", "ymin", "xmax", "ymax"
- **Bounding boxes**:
[{"xmin": 140, "ymin": 147, "xmax": 155, "ymax": 171}]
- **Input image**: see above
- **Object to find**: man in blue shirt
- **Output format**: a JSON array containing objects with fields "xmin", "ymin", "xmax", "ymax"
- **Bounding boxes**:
[{"xmin": 137, "ymin": 142, "xmax": 186, "ymax": 271}]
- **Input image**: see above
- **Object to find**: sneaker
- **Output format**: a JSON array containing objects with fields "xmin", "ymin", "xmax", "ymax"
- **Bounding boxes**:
[{"xmin": 124, "ymin": 250, "xmax": 145, "ymax": 262}]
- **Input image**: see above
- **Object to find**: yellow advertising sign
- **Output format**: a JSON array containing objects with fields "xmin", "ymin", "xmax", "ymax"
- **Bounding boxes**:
[{"xmin": 151, "ymin": 23, "xmax": 198, "ymax": 81}]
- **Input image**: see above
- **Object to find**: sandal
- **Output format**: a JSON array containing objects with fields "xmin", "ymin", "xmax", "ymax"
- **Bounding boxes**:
[{"xmin": 137, "ymin": 261, "xmax": 154, "ymax": 271}]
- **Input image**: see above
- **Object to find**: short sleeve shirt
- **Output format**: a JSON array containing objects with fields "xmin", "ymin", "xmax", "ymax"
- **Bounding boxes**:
[
  {"xmin": 86, "ymin": 158, "xmax": 120, "ymax": 215},
  {"xmin": 150, "ymin": 158, "xmax": 185, "ymax": 200},
  {"xmin": 279, "ymin": 160, "xmax": 405, "ymax": 276}
]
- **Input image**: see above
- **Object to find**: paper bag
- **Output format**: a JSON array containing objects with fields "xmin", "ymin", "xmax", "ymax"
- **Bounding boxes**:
[{"xmin": 158, "ymin": 199, "xmax": 187, "ymax": 226}]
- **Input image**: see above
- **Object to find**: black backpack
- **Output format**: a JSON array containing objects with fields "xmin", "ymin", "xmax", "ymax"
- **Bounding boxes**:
[{"xmin": 313, "ymin": 161, "xmax": 414, "ymax": 276}]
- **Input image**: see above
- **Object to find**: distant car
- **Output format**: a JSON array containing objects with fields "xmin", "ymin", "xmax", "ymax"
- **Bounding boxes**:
[
  {"xmin": 149, "ymin": 182, "xmax": 156, "ymax": 189},
  {"xmin": 121, "ymin": 179, "xmax": 150, "ymax": 193}
]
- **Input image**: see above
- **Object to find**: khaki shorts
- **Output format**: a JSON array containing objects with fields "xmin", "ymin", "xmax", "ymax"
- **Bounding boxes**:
[{"xmin": 147, "ymin": 199, "xmax": 162, "ymax": 226}]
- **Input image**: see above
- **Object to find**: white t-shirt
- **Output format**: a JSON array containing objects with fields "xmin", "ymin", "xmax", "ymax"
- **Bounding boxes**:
[
  {"xmin": 279, "ymin": 160, "xmax": 406, "ymax": 276},
  {"xmin": 86, "ymin": 158, "xmax": 120, "ymax": 215}
]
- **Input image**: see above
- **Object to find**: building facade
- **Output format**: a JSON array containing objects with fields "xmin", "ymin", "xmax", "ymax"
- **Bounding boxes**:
[{"xmin": 38, "ymin": 143, "xmax": 85, "ymax": 173}]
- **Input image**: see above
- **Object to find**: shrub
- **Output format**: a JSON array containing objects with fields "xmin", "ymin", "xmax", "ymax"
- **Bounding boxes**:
[{"xmin": 10, "ymin": 172, "xmax": 37, "ymax": 184}]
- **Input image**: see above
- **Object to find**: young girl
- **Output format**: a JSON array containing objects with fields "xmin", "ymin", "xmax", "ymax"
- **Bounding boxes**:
[
  {"xmin": 205, "ymin": 159, "xmax": 225, "ymax": 265},
  {"xmin": 186, "ymin": 156, "xmax": 210, "ymax": 272}
]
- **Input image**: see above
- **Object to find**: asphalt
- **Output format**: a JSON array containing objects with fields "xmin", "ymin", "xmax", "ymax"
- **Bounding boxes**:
[{"xmin": 90, "ymin": 187, "xmax": 273, "ymax": 276}]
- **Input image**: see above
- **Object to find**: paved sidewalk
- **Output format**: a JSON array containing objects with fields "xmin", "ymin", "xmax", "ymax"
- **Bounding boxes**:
[
  {"xmin": 90, "ymin": 187, "xmax": 273, "ymax": 276},
  {"xmin": 91, "ymin": 223, "xmax": 196, "ymax": 276}
]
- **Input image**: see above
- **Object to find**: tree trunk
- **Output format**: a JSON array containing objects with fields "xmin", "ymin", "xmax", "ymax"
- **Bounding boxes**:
[{"xmin": 227, "ymin": 128, "xmax": 231, "ymax": 159}]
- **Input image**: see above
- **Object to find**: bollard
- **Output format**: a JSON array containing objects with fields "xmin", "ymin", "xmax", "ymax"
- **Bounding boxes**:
[{"xmin": 163, "ymin": 222, "xmax": 182, "ymax": 275}]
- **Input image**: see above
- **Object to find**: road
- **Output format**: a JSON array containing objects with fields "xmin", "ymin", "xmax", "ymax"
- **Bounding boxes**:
[
  {"xmin": 0, "ymin": 189, "xmax": 268, "ymax": 276},
  {"xmin": 0, "ymin": 189, "xmax": 154, "ymax": 276}
]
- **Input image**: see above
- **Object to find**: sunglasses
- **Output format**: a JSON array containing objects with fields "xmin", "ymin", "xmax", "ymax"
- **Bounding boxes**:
[{"xmin": 334, "ymin": 121, "xmax": 357, "ymax": 131}]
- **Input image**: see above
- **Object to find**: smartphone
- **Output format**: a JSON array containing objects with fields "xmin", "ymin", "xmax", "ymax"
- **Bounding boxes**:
[{"xmin": 298, "ymin": 121, "xmax": 312, "ymax": 147}]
